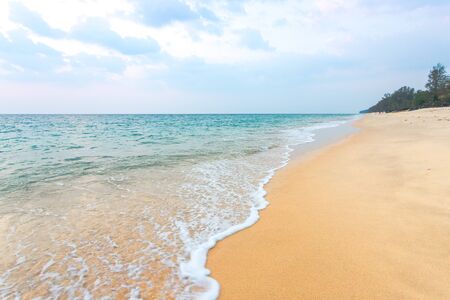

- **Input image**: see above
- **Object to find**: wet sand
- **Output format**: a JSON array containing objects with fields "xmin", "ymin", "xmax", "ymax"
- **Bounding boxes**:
[{"xmin": 207, "ymin": 108, "xmax": 450, "ymax": 299}]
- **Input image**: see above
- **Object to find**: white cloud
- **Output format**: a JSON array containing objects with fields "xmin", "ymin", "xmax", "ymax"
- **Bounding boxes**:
[
  {"xmin": 22, "ymin": 0, "xmax": 134, "ymax": 31},
  {"xmin": 3, "ymin": 0, "xmax": 450, "ymax": 66},
  {"xmin": 1, "ymin": 0, "xmax": 449, "ymax": 113},
  {"xmin": 0, "ymin": 1, "xmax": 19, "ymax": 34}
]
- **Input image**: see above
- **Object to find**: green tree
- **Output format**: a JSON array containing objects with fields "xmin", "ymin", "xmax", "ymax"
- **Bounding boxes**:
[
  {"xmin": 367, "ymin": 86, "xmax": 415, "ymax": 112},
  {"xmin": 362, "ymin": 64, "xmax": 450, "ymax": 113},
  {"xmin": 425, "ymin": 63, "xmax": 448, "ymax": 94},
  {"xmin": 413, "ymin": 90, "xmax": 432, "ymax": 108}
]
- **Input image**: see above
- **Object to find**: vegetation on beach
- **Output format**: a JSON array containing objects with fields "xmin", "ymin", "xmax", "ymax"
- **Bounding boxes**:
[{"xmin": 362, "ymin": 64, "xmax": 450, "ymax": 113}]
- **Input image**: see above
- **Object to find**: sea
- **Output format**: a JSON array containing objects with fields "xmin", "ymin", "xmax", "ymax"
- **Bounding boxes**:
[{"xmin": 0, "ymin": 114, "xmax": 355, "ymax": 299}]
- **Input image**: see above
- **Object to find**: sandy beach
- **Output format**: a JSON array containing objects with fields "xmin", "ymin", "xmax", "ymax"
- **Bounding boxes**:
[{"xmin": 208, "ymin": 108, "xmax": 450, "ymax": 299}]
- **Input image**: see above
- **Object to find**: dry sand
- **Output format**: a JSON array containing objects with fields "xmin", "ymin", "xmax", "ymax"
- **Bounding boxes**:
[{"xmin": 207, "ymin": 108, "xmax": 450, "ymax": 299}]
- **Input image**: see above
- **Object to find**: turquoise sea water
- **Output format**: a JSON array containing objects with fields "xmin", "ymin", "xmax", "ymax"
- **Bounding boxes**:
[{"xmin": 0, "ymin": 114, "xmax": 354, "ymax": 299}]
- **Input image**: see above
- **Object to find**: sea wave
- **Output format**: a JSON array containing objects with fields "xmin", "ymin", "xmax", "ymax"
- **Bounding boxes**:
[{"xmin": 0, "ymin": 114, "xmax": 356, "ymax": 299}]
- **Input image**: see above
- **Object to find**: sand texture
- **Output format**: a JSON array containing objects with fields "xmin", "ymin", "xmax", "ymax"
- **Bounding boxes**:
[{"xmin": 207, "ymin": 108, "xmax": 450, "ymax": 299}]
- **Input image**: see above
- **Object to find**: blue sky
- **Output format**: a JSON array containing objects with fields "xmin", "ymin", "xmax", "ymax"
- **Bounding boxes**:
[{"xmin": 0, "ymin": 0, "xmax": 449, "ymax": 113}]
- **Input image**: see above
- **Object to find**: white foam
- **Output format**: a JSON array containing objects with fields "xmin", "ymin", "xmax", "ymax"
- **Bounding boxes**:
[{"xmin": 178, "ymin": 117, "xmax": 356, "ymax": 300}]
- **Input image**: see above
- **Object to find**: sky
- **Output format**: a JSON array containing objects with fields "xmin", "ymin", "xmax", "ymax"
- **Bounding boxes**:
[{"xmin": 0, "ymin": 0, "xmax": 449, "ymax": 113}]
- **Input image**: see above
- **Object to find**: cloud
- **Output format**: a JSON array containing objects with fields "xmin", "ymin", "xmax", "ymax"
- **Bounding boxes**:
[
  {"xmin": 70, "ymin": 53, "xmax": 126, "ymax": 74},
  {"xmin": 197, "ymin": 7, "xmax": 220, "ymax": 22},
  {"xmin": 239, "ymin": 29, "xmax": 272, "ymax": 51},
  {"xmin": 9, "ymin": 1, "xmax": 64, "ymax": 38},
  {"xmin": 362, "ymin": 0, "xmax": 450, "ymax": 10},
  {"xmin": 0, "ymin": 30, "xmax": 63, "ymax": 72},
  {"xmin": 225, "ymin": 0, "xmax": 246, "ymax": 14},
  {"xmin": 273, "ymin": 18, "xmax": 288, "ymax": 27},
  {"xmin": 71, "ymin": 18, "xmax": 159, "ymax": 55},
  {"xmin": 134, "ymin": 0, "xmax": 198, "ymax": 27},
  {"xmin": 1, "ymin": 0, "xmax": 450, "ymax": 113}
]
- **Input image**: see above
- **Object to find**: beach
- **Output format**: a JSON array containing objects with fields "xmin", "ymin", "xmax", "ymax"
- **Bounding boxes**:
[{"xmin": 208, "ymin": 108, "xmax": 450, "ymax": 299}]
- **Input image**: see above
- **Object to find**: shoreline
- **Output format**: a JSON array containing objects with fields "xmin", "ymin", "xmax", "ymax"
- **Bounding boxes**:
[
  {"xmin": 184, "ymin": 117, "xmax": 358, "ymax": 299},
  {"xmin": 207, "ymin": 108, "xmax": 450, "ymax": 299}
]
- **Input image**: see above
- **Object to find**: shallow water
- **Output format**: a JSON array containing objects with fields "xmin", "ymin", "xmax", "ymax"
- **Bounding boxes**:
[{"xmin": 0, "ymin": 114, "xmax": 353, "ymax": 299}]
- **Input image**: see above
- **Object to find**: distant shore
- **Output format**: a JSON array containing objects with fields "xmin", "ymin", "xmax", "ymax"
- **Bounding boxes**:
[{"xmin": 207, "ymin": 108, "xmax": 450, "ymax": 299}]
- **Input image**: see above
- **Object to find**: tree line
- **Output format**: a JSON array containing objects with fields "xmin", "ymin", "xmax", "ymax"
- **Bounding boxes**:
[{"xmin": 361, "ymin": 64, "xmax": 450, "ymax": 113}]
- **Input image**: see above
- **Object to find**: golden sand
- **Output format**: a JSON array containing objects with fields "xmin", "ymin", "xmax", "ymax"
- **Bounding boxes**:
[{"xmin": 207, "ymin": 108, "xmax": 450, "ymax": 299}]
